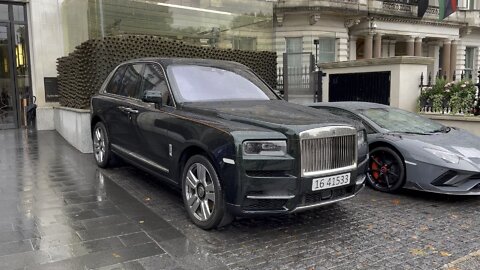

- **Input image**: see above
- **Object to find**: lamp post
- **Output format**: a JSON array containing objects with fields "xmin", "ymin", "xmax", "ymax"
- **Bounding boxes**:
[{"xmin": 313, "ymin": 39, "xmax": 319, "ymax": 65}]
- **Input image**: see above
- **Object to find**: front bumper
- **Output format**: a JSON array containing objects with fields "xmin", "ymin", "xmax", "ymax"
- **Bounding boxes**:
[
  {"xmin": 404, "ymin": 159, "xmax": 480, "ymax": 195},
  {"xmin": 225, "ymin": 157, "xmax": 368, "ymax": 217}
]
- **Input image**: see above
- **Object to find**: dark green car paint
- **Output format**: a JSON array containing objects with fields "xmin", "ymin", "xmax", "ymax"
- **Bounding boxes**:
[{"xmin": 91, "ymin": 58, "xmax": 368, "ymax": 216}]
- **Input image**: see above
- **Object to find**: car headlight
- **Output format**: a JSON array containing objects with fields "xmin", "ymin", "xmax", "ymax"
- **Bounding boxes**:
[
  {"xmin": 243, "ymin": 140, "xmax": 287, "ymax": 156},
  {"xmin": 357, "ymin": 130, "xmax": 366, "ymax": 147},
  {"xmin": 424, "ymin": 148, "xmax": 460, "ymax": 164}
]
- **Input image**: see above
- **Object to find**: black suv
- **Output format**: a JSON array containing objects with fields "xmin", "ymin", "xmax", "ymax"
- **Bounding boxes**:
[{"xmin": 90, "ymin": 58, "xmax": 368, "ymax": 229}]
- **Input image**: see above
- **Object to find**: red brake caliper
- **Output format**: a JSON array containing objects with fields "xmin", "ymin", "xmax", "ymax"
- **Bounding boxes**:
[{"xmin": 371, "ymin": 156, "xmax": 380, "ymax": 181}]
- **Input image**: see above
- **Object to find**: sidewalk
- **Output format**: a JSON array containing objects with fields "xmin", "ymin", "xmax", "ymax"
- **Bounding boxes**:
[{"xmin": 1, "ymin": 129, "xmax": 480, "ymax": 270}]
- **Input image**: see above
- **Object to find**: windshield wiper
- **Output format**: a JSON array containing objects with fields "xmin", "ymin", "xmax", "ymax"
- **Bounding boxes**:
[{"xmin": 402, "ymin": 131, "xmax": 432, "ymax": 135}]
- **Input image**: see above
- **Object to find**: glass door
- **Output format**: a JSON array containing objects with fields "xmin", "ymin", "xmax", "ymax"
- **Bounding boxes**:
[
  {"xmin": 0, "ymin": 3, "xmax": 31, "ymax": 130},
  {"xmin": 0, "ymin": 23, "xmax": 16, "ymax": 129}
]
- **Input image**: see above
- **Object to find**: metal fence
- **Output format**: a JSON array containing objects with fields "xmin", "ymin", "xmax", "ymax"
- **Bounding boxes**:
[{"xmin": 419, "ymin": 70, "xmax": 480, "ymax": 115}]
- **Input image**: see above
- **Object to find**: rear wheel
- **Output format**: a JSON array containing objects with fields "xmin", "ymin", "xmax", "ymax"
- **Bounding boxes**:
[
  {"xmin": 367, "ymin": 147, "xmax": 405, "ymax": 193},
  {"xmin": 181, "ymin": 155, "xmax": 232, "ymax": 230},
  {"xmin": 92, "ymin": 122, "xmax": 117, "ymax": 168}
]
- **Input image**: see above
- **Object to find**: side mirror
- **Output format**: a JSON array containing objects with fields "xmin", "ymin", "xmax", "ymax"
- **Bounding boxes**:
[{"xmin": 142, "ymin": 90, "xmax": 162, "ymax": 108}]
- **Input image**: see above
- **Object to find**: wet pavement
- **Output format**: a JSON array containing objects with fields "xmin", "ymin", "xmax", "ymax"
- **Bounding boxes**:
[{"xmin": 1, "ymin": 129, "xmax": 480, "ymax": 270}]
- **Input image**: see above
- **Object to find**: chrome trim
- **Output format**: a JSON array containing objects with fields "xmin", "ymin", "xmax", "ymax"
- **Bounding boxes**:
[
  {"xmin": 356, "ymin": 175, "xmax": 366, "ymax": 185},
  {"xmin": 293, "ymin": 194, "xmax": 356, "ymax": 212},
  {"xmin": 222, "ymin": 158, "xmax": 235, "ymax": 165},
  {"xmin": 299, "ymin": 126, "xmax": 357, "ymax": 140},
  {"xmin": 303, "ymin": 165, "xmax": 357, "ymax": 178},
  {"xmin": 246, "ymin": 195, "xmax": 295, "ymax": 200},
  {"xmin": 299, "ymin": 126, "xmax": 358, "ymax": 177},
  {"xmin": 111, "ymin": 144, "xmax": 169, "ymax": 173}
]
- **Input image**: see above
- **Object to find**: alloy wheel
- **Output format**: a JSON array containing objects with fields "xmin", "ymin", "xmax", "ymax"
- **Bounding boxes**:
[
  {"xmin": 368, "ymin": 148, "xmax": 404, "ymax": 192},
  {"xmin": 93, "ymin": 127, "xmax": 106, "ymax": 163},
  {"xmin": 184, "ymin": 163, "xmax": 216, "ymax": 221}
]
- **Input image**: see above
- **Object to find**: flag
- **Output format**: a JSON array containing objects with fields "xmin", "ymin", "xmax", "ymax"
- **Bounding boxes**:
[
  {"xmin": 439, "ymin": 0, "xmax": 457, "ymax": 20},
  {"xmin": 418, "ymin": 0, "xmax": 429, "ymax": 18}
]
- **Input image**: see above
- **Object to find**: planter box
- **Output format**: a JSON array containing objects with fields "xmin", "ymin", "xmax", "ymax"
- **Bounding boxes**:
[{"xmin": 53, "ymin": 107, "xmax": 92, "ymax": 153}]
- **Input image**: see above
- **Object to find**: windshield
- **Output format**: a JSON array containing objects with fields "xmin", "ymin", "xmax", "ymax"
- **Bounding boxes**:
[
  {"xmin": 359, "ymin": 107, "xmax": 444, "ymax": 134},
  {"xmin": 167, "ymin": 65, "xmax": 278, "ymax": 103}
]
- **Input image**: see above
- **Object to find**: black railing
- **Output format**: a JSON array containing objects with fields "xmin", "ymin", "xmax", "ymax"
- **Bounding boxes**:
[
  {"xmin": 419, "ymin": 71, "xmax": 480, "ymax": 115},
  {"xmin": 277, "ymin": 66, "xmax": 313, "ymax": 95}
]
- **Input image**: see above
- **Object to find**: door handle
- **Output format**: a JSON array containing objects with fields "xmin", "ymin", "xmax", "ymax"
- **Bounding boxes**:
[
  {"xmin": 124, "ymin": 108, "xmax": 139, "ymax": 114},
  {"xmin": 118, "ymin": 106, "xmax": 138, "ymax": 114},
  {"xmin": 118, "ymin": 106, "xmax": 127, "ymax": 113}
]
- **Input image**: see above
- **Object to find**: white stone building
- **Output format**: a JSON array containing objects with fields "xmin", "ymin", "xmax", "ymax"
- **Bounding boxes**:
[{"xmin": 275, "ymin": 0, "xmax": 480, "ymax": 81}]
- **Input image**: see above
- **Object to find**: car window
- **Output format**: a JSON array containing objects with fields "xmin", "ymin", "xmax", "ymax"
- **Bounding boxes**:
[
  {"xmin": 138, "ymin": 64, "xmax": 173, "ymax": 107},
  {"xmin": 359, "ymin": 107, "xmax": 444, "ymax": 133},
  {"xmin": 118, "ymin": 64, "xmax": 144, "ymax": 98},
  {"xmin": 167, "ymin": 64, "xmax": 278, "ymax": 103},
  {"xmin": 324, "ymin": 107, "xmax": 376, "ymax": 134},
  {"xmin": 105, "ymin": 65, "xmax": 127, "ymax": 95}
]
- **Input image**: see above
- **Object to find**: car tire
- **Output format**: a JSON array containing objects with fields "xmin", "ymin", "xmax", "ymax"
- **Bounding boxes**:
[
  {"xmin": 92, "ymin": 122, "xmax": 118, "ymax": 168},
  {"xmin": 367, "ymin": 147, "xmax": 405, "ymax": 193},
  {"xmin": 181, "ymin": 155, "xmax": 232, "ymax": 230}
]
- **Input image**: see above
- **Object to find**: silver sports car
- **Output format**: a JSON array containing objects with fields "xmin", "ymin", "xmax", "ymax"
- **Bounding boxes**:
[{"xmin": 310, "ymin": 102, "xmax": 480, "ymax": 195}]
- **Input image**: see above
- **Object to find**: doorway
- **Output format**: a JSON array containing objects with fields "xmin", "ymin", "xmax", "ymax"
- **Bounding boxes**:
[
  {"xmin": 0, "ymin": 3, "xmax": 31, "ymax": 129},
  {"xmin": 329, "ymin": 71, "xmax": 391, "ymax": 105}
]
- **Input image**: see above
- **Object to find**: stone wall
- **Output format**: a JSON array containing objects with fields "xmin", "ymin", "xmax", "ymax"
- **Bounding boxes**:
[{"xmin": 57, "ymin": 35, "xmax": 277, "ymax": 109}]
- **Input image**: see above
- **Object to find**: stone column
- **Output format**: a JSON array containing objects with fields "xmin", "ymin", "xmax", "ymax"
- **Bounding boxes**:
[
  {"xmin": 363, "ymin": 34, "xmax": 373, "ymax": 59},
  {"xmin": 406, "ymin": 37, "xmax": 415, "ymax": 56},
  {"xmin": 349, "ymin": 36, "xmax": 357, "ymax": 61},
  {"xmin": 428, "ymin": 42, "xmax": 440, "ymax": 77},
  {"xmin": 450, "ymin": 40, "xmax": 458, "ymax": 80},
  {"xmin": 389, "ymin": 40, "xmax": 396, "ymax": 57},
  {"xmin": 442, "ymin": 39, "xmax": 451, "ymax": 79},
  {"xmin": 414, "ymin": 37, "xmax": 423, "ymax": 56},
  {"xmin": 382, "ymin": 40, "xmax": 389, "ymax": 58},
  {"xmin": 374, "ymin": 33, "xmax": 382, "ymax": 58}
]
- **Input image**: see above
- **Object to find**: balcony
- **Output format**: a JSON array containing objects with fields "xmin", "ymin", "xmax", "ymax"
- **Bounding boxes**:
[
  {"xmin": 368, "ymin": 0, "xmax": 440, "ymax": 19},
  {"xmin": 275, "ymin": 0, "xmax": 368, "ymax": 14}
]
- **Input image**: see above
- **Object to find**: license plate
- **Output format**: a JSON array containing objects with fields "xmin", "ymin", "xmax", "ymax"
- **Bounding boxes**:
[{"xmin": 312, "ymin": 173, "xmax": 351, "ymax": 191}]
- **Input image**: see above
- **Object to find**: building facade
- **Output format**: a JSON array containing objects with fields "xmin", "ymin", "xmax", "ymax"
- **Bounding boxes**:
[
  {"xmin": 275, "ymin": 0, "xmax": 480, "ymax": 81},
  {"xmin": 1, "ymin": 0, "xmax": 276, "ymax": 131},
  {"xmin": 0, "ymin": 0, "xmax": 479, "ymax": 131}
]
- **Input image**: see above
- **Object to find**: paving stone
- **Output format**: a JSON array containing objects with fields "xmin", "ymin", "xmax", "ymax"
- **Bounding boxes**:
[{"xmin": 2, "ymin": 129, "xmax": 480, "ymax": 270}]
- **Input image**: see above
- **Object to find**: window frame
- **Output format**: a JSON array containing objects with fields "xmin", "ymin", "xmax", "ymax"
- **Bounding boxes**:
[
  {"xmin": 118, "ymin": 63, "xmax": 145, "ymax": 98},
  {"xmin": 138, "ymin": 63, "xmax": 175, "ymax": 108},
  {"xmin": 316, "ymin": 37, "xmax": 337, "ymax": 64},
  {"xmin": 102, "ymin": 61, "xmax": 178, "ymax": 108},
  {"xmin": 104, "ymin": 64, "xmax": 127, "ymax": 96}
]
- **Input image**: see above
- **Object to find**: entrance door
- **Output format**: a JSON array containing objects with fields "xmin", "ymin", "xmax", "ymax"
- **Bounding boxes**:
[
  {"xmin": 0, "ymin": 3, "xmax": 31, "ymax": 130},
  {"xmin": 0, "ymin": 23, "xmax": 15, "ymax": 129},
  {"xmin": 329, "ymin": 72, "xmax": 391, "ymax": 105}
]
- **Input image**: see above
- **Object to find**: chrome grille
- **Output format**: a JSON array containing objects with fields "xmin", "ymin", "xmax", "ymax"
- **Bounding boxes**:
[{"xmin": 300, "ymin": 126, "xmax": 357, "ymax": 176}]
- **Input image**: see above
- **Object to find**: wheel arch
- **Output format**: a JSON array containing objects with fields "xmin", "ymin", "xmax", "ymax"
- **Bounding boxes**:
[
  {"xmin": 90, "ymin": 114, "xmax": 105, "ymax": 138},
  {"xmin": 176, "ymin": 144, "xmax": 220, "ymax": 183}
]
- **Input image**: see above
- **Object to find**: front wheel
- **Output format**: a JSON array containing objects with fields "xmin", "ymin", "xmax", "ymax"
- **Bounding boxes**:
[
  {"xmin": 181, "ymin": 155, "xmax": 232, "ymax": 230},
  {"xmin": 367, "ymin": 147, "xmax": 405, "ymax": 193}
]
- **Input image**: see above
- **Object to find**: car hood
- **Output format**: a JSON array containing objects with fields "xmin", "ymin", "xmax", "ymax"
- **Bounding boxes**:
[
  {"xmin": 388, "ymin": 128, "xmax": 480, "ymax": 164},
  {"xmin": 181, "ymin": 100, "xmax": 362, "ymax": 135}
]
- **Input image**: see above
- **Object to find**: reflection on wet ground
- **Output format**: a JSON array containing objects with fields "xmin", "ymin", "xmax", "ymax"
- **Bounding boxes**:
[
  {"xmin": 0, "ymin": 129, "xmax": 221, "ymax": 270},
  {"xmin": 1, "ymin": 129, "xmax": 480, "ymax": 270}
]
